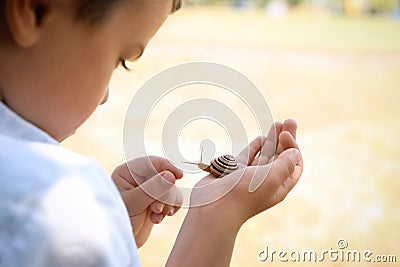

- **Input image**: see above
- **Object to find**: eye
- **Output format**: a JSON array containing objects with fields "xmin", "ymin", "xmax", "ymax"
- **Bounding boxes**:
[
  {"xmin": 171, "ymin": 0, "xmax": 182, "ymax": 13},
  {"xmin": 119, "ymin": 58, "xmax": 131, "ymax": 71},
  {"xmin": 118, "ymin": 46, "xmax": 144, "ymax": 71}
]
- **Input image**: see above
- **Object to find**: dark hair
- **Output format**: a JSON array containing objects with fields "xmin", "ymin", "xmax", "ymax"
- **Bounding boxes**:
[
  {"xmin": 0, "ymin": 0, "xmax": 6, "ymax": 38},
  {"xmin": 0, "ymin": 0, "xmax": 128, "ymax": 27},
  {"xmin": 0, "ymin": 0, "xmax": 135, "ymax": 42},
  {"xmin": 1, "ymin": 0, "xmax": 182, "ymax": 31},
  {"xmin": 77, "ymin": 0, "xmax": 182, "ymax": 24},
  {"xmin": 74, "ymin": 0, "xmax": 128, "ymax": 25}
]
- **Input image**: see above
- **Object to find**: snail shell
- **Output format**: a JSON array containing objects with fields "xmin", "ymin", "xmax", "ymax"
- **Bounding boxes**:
[
  {"xmin": 183, "ymin": 154, "xmax": 239, "ymax": 178},
  {"xmin": 206, "ymin": 154, "xmax": 239, "ymax": 178}
]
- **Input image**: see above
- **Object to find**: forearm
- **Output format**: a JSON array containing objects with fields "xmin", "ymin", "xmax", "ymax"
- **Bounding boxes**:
[{"xmin": 166, "ymin": 205, "xmax": 243, "ymax": 267}]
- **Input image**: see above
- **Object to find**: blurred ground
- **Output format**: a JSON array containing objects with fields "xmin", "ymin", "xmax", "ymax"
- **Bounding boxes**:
[{"xmin": 63, "ymin": 5, "xmax": 400, "ymax": 267}]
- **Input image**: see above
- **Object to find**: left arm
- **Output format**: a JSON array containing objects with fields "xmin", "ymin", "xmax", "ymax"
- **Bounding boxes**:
[{"xmin": 111, "ymin": 156, "xmax": 183, "ymax": 247}]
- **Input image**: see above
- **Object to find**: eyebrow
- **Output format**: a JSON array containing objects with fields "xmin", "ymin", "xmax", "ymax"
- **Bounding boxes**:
[{"xmin": 171, "ymin": 0, "xmax": 182, "ymax": 13}]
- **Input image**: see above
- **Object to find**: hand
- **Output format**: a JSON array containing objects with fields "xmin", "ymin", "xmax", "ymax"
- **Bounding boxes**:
[
  {"xmin": 192, "ymin": 119, "xmax": 303, "ymax": 223},
  {"xmin": 166, "ymin": 120, "xmax": 303, "ymax": 267},
  {"xmin": 112, "ymin": 156, "xmax": 183, "ymax": 247}
]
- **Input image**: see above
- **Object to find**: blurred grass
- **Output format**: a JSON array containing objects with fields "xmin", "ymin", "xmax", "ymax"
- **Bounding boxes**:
[
  {"xmin": 62, "ymin": 5, "xmax": 400, "ymax": 267},
  {"xmin": 156, "ymin": 5, "xmax": 400, "ymax": 51}
]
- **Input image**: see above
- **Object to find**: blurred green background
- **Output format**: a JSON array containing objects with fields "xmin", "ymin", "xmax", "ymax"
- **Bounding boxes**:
[{"xmin": 63, "ymin": 1, "xmax": 400, "ymax": 266}]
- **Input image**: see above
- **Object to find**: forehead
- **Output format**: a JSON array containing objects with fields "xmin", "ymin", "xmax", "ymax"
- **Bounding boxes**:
[
  {"xmin": 73, "ymin": 0, "xmax": 179, "ymax": 26},
  {"xmin": 97, "ymin": 0, "xmax": 174, "ymax": 50}
]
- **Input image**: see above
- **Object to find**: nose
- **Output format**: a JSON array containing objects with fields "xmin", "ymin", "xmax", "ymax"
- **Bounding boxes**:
[{"xmin": 100, "ymin": 87, "xmax": 109, "ymax": 105}]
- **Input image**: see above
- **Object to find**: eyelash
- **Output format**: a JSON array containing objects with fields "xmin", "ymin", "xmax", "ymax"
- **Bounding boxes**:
[
  {"xmin": 119, "ymin": 58, "xmax": 131, "ymax": 71},
  {"xmin": 172, "ymin": 0, "xmax": 182, "ymax": 13}
]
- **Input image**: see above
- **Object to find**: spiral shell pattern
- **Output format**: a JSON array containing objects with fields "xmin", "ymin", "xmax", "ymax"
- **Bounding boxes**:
[{"xmin": 209, "ymin": 154, "xmax": 239, "ymax": 178}]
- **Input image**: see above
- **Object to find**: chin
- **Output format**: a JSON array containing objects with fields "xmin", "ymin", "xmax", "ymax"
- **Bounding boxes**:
[{"xmin": 58, "ymin": 129, "xmax": 77, "ymax": 142}]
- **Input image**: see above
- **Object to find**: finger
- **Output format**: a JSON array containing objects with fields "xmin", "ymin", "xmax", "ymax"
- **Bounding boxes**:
[
  {"xmin": 165, "ymin": 184, "xmax": 184, "ymax": 216},
  {"xmin": 276, "ymin": 131, "xmax": 299, "ymax": 155},
  {"xmin": 289, "ymin": 150, "xmax": 303, "ymax": 189},
  {"xmin": 162, "ymin": 204, "xmax": 174, "ymax": 216},
  {"xmin": 122, "ymin": 171, "xmax": 176, "ymax": 216},
  {"xmin": 112, "ymin": 169, "xmax": 135, "ymax": 191},
  {"xmin": 126, "ymin": 156, "xmax": 183, "ymax": 184},
  {"xmin": 274, "ymin": 148, "xmax": 302, "ymax": 181},
  {"xmin": 148, "ymin": 203, "xmax": 173, "ymax": 224},
  {"xmin": 237, "ymin": 122, "xmax": 282, "ymax": 165},
  {"xmin": 112, "ymin": 163, "xmax": 138, "ymax": 188},
  {"xmin": 248, "ymin": 148, "xmax": 301, "ymax": 193},
  {"xmin": 169, "ymin": 206, "xmax": 179, "ymax": 216},
  {"xmin": 149, "ymin": 201, "xmax": 165, "ymax": 214},
  {"xmin": 273, "ymin": 157, "xmax": 304, "ymax": 204},
  {"xmin": 159, "ymin": 185, "xmax": 176, "ymax": 207},
  {"xmin": 282, "ymin": 119, "xmax": 297, "ymax": 140},
  {"xmin": 236, "ymin": 136, "xmax": 265, "ymax": 165},
  {"xmin": 151, "ymin": 180, "xmax": 182, "ymax": 211},
  {"xmin": 149, "ymin": 203, "xmax": 177, "ymax": 224},
  {"xmin": 150, "ymin": 212, "xmax": 165, "ymax": 224},
  {"xmin": 154, "ymin": 156, "xmax": 184, "ymax": 179},
  {"xmin": 251, "ymin": 122, "xmax": 283, "ymax": 166}
]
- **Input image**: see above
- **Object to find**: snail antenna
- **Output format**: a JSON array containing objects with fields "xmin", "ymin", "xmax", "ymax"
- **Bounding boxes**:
[{"xmin": 181, "ymin": 146, "xmax": 209, "ymax": 170}]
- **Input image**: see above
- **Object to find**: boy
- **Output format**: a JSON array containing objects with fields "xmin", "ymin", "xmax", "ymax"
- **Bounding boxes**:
[{"xmin": 0, "ymin": 0, "xmax": 303, "ymax": 266}]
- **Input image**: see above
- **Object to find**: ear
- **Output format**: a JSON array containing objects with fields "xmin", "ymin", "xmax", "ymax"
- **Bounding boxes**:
[{"xmin": 5, "ymin": 0, "xmax": 52, "ymax": 47}]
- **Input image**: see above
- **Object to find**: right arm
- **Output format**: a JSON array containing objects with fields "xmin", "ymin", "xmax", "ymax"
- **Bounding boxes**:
[{"xmin": 167, "ymin": 120, "xmax": 303, "ymax": 267}]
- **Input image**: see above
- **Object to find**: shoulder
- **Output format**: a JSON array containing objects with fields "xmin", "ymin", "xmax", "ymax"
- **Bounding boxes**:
[
  {"xmin": 0, "ymin": 133, "xmax": 116, "ymax": 196},
  {"xmin": 0, "ymin": 133, "xmax": 101, "ymax": 181},
  {"xmin": 0, "ymin": 134, "xmax": 123, "ymax": 214},
  {"xmin": 0, "ymin": 135, "xmax": 140, "ymax": 267}
]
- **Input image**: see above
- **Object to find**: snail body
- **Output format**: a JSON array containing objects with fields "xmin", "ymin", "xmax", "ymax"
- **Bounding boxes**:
[{"xmin": 183, "ymin": 154, "xmax": 239, "ymax": 178}]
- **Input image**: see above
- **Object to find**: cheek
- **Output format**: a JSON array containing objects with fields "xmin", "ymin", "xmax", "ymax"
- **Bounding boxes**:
[
  {"xmin": 54, "ymin": 55, "xmax": 115, "ymax": 132},
  {"xmin": 6, "ymin": 18, "xmax": 119, "ymax": 141},
  {"xmin": 74, "ymin": 65, "xmax": 113, "ymax": 111}
]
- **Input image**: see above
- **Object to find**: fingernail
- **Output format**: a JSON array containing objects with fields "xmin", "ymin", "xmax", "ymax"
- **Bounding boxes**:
[
  {"xmin": 168, "ymin": 207, "xmax": 175, "ymax": 216},
  {"xmin": 161, "ymin": 172, "xmax": 174, "ymax": 185},
  {"xmin": 155, "ymin": 213, "xmax": 164, "ymax": 223},
  {"xmin": 155, "ymin": 202, "xmax": 164, "ymax": 213}
]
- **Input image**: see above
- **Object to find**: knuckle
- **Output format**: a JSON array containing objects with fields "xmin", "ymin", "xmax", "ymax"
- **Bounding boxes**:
[
  {"xmin": 256, "ymin": 135, "xmax": 267, "ymax": 144},
  {"xmin": 147, "ymin": 155, "xmax": 157, "ymax": 163},
  {"xmin": 286, "ymin": 160, "xmax": 295, "ymax": 175}
]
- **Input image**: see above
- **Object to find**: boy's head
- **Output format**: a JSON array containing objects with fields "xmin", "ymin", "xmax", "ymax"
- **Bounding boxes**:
[{"xmin": 0, "ymin": 0, "xmax": 180, "ymax": 141}]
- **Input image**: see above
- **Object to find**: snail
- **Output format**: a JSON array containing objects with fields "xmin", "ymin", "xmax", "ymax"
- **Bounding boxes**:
[{"xmin": 182, "ymin": 150, "xmax": 239, "ymax": 178}]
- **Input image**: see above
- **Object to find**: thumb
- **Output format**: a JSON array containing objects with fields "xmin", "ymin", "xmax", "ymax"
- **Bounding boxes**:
[
  {"xmin": 276, "ymin": 131, "xmax": 298, "ymax": 155},
  {"xmin": 275, "ymin": 148, "xmax": 302, "ymax": 179},
  {"xmin": 249, "ymin": 148, "xmax": 302, "ymax": 193},
  {"xmin": 122, "ymin": 171, "xmax": 176, "ymax": 216}
]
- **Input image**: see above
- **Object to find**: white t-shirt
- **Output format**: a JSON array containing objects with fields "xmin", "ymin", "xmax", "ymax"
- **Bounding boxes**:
[{"xmin": 0, "ymin": 102, "xmax": 141, "ymax": 267}]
